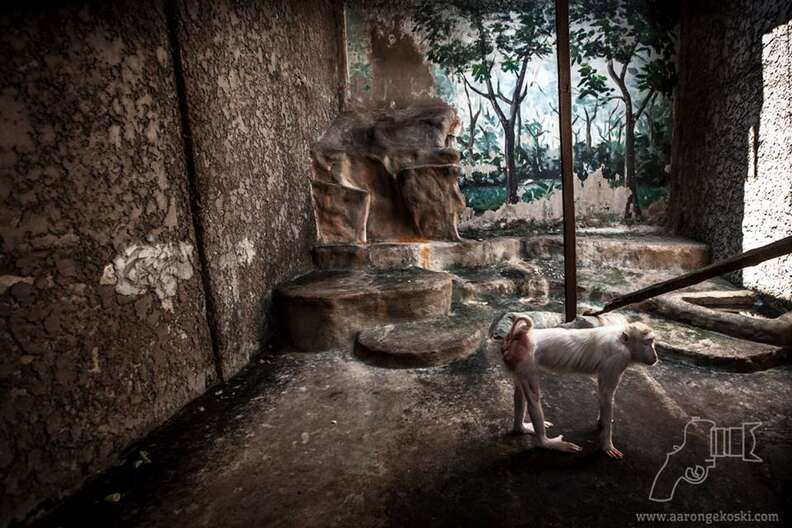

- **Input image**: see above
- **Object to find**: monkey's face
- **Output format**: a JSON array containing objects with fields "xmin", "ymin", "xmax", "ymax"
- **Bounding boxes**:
[
  {"xmin": 623, "ymin": 325, "xmax": 658, "ymax": 365},
  {"xmin": 638, "ymin": 335, "xmax": 658, "ymax": 365}
]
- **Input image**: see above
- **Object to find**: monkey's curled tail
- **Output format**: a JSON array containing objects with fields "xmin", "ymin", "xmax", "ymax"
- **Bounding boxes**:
[{"xmin": 501, "ymin": 317, "xmax": 533, "ymax": 363}]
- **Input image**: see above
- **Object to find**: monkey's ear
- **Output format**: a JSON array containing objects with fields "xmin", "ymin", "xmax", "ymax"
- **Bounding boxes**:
[{"xmin": 619, "ymin": 331, "xmax": 629, "ymax": 343}]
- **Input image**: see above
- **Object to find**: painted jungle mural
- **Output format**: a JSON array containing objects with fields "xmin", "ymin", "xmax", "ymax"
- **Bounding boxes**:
[{"xmin": 346, "ymin": 0, "xmax": 679, "ymax": 223}]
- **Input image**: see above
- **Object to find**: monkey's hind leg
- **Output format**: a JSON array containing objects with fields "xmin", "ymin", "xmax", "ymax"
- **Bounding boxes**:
[
  {"xmin": 513, "ymin": 383, "xmax": 552, "ymax": 434},
  {"xmin": 519, "ymin": 373, "xmax": 581, "ymax": 453}
]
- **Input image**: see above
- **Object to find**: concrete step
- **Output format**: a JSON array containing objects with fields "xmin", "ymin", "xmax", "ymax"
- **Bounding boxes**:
[
  {"xmin": 538, "ymin": 262, "xmax": 737, "ymax": 305},
  {"xmin": 354, "ymin": 306, "xmax": 487, "ymax": 368},
  {"xmin": 523, "ymin": 234, "xmax": 709, "ymax": 271},
  {"xmin": 276, "ymin": 268, "xmax": 453, "ymax": 351},
  {"xmin": 312, "ymin": 238, "xmax": 522, "ymax": 271},
  {"xmin": 314, "ymin": 234, "xmax": 710, "ymax": 275},
  {"xmin": 449, "ymin": 261, "xmax": 549, "ymax": 303}
]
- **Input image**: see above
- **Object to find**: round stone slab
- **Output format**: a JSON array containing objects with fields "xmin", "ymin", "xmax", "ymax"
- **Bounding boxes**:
[
  {"xmin": 277, "ymin": 269, "xmax": 452, "ymax": 351},
  {"xmin": 355, "ymin": 315, "xmax": 484, "ymax": 368}
]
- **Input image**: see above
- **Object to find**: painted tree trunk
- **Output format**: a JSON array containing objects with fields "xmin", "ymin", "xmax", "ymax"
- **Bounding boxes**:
[
  {"xmin": 623, "ymin": 111, "xmax": 642, "ymax": 219},
  {"xmin": 504, "ymin": 126, "xmax": 518, "ymax": 204},
  {"xmin": 585, "ymin": 119, "xmax": 593, "ymax": 157}
]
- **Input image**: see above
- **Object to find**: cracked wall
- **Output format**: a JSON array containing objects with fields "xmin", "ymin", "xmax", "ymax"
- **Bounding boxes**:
[
  {"xmin": 0, "ymin": 2, "xmax": 218, "ymax": 522},
  {"xmin": 174, "ymin": 0, "xmax": 344, "ymax": 376},
  {"xmin": 670, "ymin": 0, "xmax": 792, "ymax": 301},
  {"xmin": 0, "ymin": 0, "xmax": 343, "ymax": 523}
]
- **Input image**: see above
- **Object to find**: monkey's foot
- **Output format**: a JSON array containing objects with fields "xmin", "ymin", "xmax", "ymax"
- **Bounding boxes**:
[
  {"xmin": 540, "ymin": 435, "xmax": 582, "ymax": 453},
  {"xmin": 513, "ymin": 421, "xmax": 553, "ymax": 435},
  {"xmin": 603, "ymin": 445, "xmax": 624, "ymax": 459}
]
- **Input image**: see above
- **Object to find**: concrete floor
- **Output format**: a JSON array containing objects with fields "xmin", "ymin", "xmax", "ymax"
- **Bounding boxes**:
[{"xmin": 36, "ymin": 337, "xmax": 792, "ymax": 527}]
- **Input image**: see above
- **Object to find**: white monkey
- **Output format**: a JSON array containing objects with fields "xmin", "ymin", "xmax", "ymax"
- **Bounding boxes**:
[{"xmin": 499, "ymin": 316, "xmax": 658, "ymax": 458}]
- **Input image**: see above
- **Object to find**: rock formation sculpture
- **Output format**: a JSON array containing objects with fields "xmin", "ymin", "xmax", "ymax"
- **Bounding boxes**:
[{"xmin": 310, "ymin": 103, "xmax": 465, "ymax": 244}]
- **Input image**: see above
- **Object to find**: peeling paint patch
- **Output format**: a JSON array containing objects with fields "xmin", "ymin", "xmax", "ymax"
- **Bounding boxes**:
[
  {"xmin": 0, "ymin": 275, "xmax": 34, "ymax": 295},
  {"xmin": 103, "ymin": 242, "xmax": 194, "ymax": 299},
  {"xmin": 88, "ymin": 347, "xmax": 101, "ymax": 374},
  {"xmin": 461, "ymin": 169, "xmax": 631, "ymax": 229},
  {"xmin": 0, "ymin": 3, "xmax": 219, "ymax": 522},
  {"xmin": 100, "ymin": 264, "xmax": 117, "ymax": 285},
  {"xmin": 235, "ymin": 238, "xmax": 256, "ymax": 266}
]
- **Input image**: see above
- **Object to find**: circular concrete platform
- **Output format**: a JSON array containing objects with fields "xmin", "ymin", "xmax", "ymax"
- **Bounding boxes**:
[
  {"xmin": 277, "ymin": 268, "xmax": 453, "ymax": 351},
  {"xmin": 355, "ymin": 313, "xmax": 484, "ymax": 368}
]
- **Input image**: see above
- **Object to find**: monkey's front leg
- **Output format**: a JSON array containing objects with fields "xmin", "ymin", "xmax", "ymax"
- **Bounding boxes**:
[
  {"xmin": 598, "ymin": 374, "xmax": 623, "ymax": 459},
  {"xmin": 519, "ymin": 371, "xmax": 580, "ymax": 453},
  {"xmin": 513, "ymin": 384, "xmax": 553, "ymax": 435}
]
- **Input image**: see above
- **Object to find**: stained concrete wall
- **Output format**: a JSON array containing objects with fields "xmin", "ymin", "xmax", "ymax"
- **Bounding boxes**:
[
  {"xmin": 346, "ymin": 0, "xmax": 440, "ymax": 108},
  {"xmin": 174, "ymin": 0, "xmax": 344, "ymax": 377},
  {"xmin": 0, "ymin": 1, "xmax": 217, "ymax": 522},
  {"xmin": 669, "ymin": 0, "xmax": 792, "ymax": 301},
  {"xmin": 0, "ymin": 0, "xmax": 343, "ymax": 523}
]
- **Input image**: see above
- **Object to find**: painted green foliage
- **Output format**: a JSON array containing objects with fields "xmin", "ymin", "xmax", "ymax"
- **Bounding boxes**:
[
  {"xmin": 571, "ymin": 0, "xmax": 678, "ymax": 218},
  {"xmin": 413, "ymin": 0, "xmax": 555, "ymax": 205},
  {"xmin": 408, "ymin": 0, "xmax": 678, "ymax": 214}
]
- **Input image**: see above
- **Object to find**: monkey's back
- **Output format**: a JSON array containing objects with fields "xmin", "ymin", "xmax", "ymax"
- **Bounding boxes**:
[{"xmin": 533, "ymin": 326, "xmax": 625, "ymax": 374}]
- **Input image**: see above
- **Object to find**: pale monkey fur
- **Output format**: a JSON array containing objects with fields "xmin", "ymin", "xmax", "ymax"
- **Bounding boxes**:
[{"xmin": 500, "ymin": 316, "xmax": 658, "ymax": 458}]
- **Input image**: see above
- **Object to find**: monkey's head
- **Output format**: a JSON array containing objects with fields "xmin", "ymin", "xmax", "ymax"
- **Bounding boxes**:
[{"xmin": 620, "ymin": 322, "xmax": 658, "ymax": 365}]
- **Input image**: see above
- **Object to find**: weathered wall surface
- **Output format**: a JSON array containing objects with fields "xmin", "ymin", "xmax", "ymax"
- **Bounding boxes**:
[
  {"xmin": 346, "ymin": 0, "xmax": 440, "ymax": 108},
  {"xmin": 670, "ymin": 0, "xmax": 792, "ymax": 301},
  {"xmin": 3, "ymin": 0, "xmax": 344, "ymax": 521},
  {"xmin": 0, "ymin": 1, "xmax": 219, "ymax": 522},
  {"xmin": 175, "ymin": 0, "xmax": 343, "ymax": 376}
]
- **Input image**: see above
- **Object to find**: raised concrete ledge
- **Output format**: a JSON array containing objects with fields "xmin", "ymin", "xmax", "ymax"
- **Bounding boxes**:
[
  {"xmin": 276, "ymin": 268, "xmax": 453, "ymax": 351},
  {"xmin": 450, "ymin": 262, "xmax": 549, "ymax": 303},
  {"xmin": 314, "ymin": 234, "xmax": 710, "ymax": 272},
  {"xmin": 523, "ymin": 234, "xmax": 710, "ymax": 271},
  {"xmin": 313, "ymin": 237, "xmax": 523, "ymax": 271}
]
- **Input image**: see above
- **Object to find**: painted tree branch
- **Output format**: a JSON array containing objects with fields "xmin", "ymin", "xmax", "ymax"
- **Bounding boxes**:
[
  {"xmin": 634, "ymin": 88, "xmax": 656, "ymax": 120},
  {"xmin": 495, "ymin": 79, "xmax": 512, "ymax": 105},
  {"xmin": 463, "ymin": 77, "xmax": 491, "ymax": 100},
  {"xmin": 607, "ymin": 60, "xmax": 630, "ymax": 105},
  {"xmin": 461, "ymin": 80, "xmax": 481, "ymax": 156},
  {"xmin": 518, "ymin": 85, "xmax": 528, "ymax": 104},
  {"xmin": 482, "ymin": 70, "xmax": 509, "ymax": 125},
  {"xmin": 509, "ymin": 56, "xmax": 531, "ymax": 118}
]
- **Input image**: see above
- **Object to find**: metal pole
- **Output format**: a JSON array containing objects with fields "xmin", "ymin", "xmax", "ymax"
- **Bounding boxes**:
[{"xmin": 555, "ymin": 0, "xmax": 577, "ymax": 322}]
